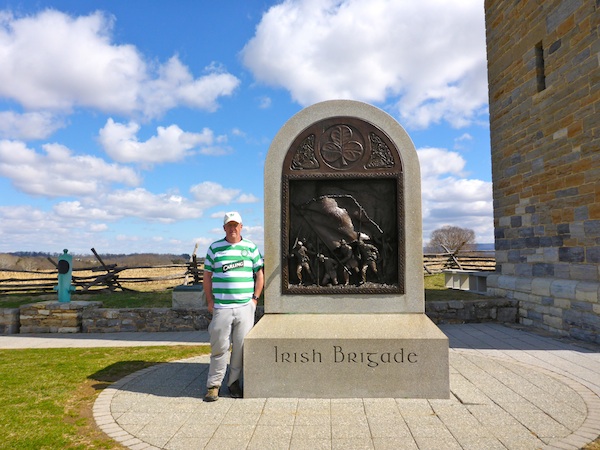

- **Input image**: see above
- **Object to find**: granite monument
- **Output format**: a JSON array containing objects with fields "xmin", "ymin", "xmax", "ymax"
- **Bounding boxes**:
[{"xmin": 244, "ymin": 100, "xmax": 449, "ymax": 398}]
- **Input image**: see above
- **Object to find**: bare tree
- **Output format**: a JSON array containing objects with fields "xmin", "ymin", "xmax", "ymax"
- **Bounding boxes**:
[{"xmin": 427, "ymin": 226, "xmax": 476, "ymax": 254}]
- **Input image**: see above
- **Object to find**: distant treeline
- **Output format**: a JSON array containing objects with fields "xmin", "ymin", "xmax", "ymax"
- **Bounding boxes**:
[
  {"xmin": 8, "ymin": 251, "xmax": 191, "ymax": 259},
  {"xmin": 0, "ymin": 252, "xmax": 193, "ymax": 271}
]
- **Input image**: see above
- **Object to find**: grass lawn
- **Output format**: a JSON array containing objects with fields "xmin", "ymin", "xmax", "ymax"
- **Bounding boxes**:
[
  {"xmin": 0, "ymin": 345, "xmax": 210, "ymax": 450},
  {"xmin": 0, "ymin": 290, "xmax": 173, "ymax": 309}
]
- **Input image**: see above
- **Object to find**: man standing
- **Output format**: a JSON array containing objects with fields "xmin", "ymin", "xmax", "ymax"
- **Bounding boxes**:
[{"xmin": 203, "ymin": 211, "xmax": 264, "ymax": 402}]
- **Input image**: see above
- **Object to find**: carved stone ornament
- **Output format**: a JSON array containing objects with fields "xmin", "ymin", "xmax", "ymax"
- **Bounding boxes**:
[
  {"xmin": 366, "ymin": 132, "xmax": 395, "ymax": 169},
  {"xmin": 291, "ymin": 134, "xmax": 320, "ymax": 170}
]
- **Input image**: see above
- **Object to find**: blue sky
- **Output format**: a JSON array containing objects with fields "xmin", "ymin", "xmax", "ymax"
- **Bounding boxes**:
[{"xmin": 0, "ymin": 0, "xmax": 492, "ymax": 256}]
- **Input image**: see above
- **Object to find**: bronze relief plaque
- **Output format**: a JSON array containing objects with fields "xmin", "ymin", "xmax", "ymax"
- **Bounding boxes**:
[{"xmin": 282, "ymin": 116, "xmax": 405, "ymax": 295}]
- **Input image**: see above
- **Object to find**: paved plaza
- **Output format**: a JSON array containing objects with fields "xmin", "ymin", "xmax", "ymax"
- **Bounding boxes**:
[{"xmin": 2, "ymin": 323, "xmax": 600, "ymax": 449}]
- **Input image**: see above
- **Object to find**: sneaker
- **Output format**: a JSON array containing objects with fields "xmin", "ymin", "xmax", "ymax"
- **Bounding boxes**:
[
  {"xmin": 228, "ymin": 380, "xmax": 243, "ymax": 398},
  {"xmin": 204, "ymin": 386, "xmax": 219, "ymax": 402}
]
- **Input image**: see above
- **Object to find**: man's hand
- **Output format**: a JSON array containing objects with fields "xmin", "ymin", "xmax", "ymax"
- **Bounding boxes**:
[{"xmin": 204, "ymin": 270, "xmax": 214, "ymax": 314}]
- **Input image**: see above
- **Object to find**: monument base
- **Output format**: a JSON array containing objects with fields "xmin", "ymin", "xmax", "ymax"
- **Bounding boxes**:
[
  {"xmin": 244, "ymin": 313, "xmax": 449, "ymax": 399},
  {"xmin": 171, "ymin": 284, "xmax": 205, "ymax": 309}
]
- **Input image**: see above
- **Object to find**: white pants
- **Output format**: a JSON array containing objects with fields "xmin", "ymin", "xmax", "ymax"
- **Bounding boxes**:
[{"xmin": 206, "ymin": 301, "xmax": 256, "ymax": 388}]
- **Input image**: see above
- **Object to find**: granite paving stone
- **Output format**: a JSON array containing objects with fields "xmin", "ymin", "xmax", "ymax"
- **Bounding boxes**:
[
  {"xmin": 292, "ymin": 424, "xmax": 331, "ymax": 440},
  {"xmin": 3, "ymin": 323, "xmax": 599, "ymax": 449},
  {"xmin": 371, "ymin": 437, "xmax": 418, "ymax": 450},
  {"xmin": 89, "ymin": 323, "xmax": 600, "ymax": 449},
  {"xmin": 289, "ymin": 438, "xmax": 331, "ymax": 450}
]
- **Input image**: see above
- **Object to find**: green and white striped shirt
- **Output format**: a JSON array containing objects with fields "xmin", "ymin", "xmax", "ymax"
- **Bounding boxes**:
[{"xmin": 204, "ymin": 238, "xmax": 263, "ymax": 308}]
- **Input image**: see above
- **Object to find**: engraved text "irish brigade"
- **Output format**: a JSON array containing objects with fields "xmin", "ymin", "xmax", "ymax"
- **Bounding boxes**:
[{"xmin": 274, "ymin": 345, "xmax": 418, "ymax": 367}]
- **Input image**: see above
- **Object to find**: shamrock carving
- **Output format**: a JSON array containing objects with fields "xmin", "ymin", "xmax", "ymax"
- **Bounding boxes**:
[{"xmin": 321, "ymin": 125, "xmax": 364, "ymax": 169}]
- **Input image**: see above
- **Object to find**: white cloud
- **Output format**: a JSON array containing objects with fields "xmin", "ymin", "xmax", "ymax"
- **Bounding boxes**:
[
  {"xmin": 0, "ymin": 9, "xmax": 239, "ymax": 118},
  {"xmin": 90, "ymin": 223, "xmax": 108, "ymax": 232},
  {"xmin": 116, "ymin": 234, "xmax": 139, "ymax": 242},
  {"xmin": 258, "ymin": 96, "xmax": 272, "ymax": 109},
  {"xmin": 140, "ymin": 57, "xmax": 240, "ymax": 117},
  {"xmin": 417, "ymin": 146, "xmax": 493, "ymax": 243},
  {"xmin": 0, "ymin": 140, "xmax": 140, "ymax": 197},
  {"xmin": 61, "ymin": 182, "xmax": 260, "ymax": 230},
  {"xmin": 453, "ymin": 133, "xmax": 473, "ymax": 150},
  {"xmin": 210, "ymin": 211, "xmax": 226, "ymax": 219},
  {"xmin": 417, "ymin": 147, "xmax": 466, "ymax": 179},
  {"xmin": 0, "ymin": 205, "xmax": 102, "ymax": 252},
  {"xmin": 456, "ymin": 133, "xmax": 473, "ymax": 142},
  {"xmin": 98, "ymin": 118, "xmax": 224, "ymax": 163},
  {"xmin": 53, "ymin": 201, "xmax": 117, "ymax": 221},
  {"xmin": 189, "ymin": 181, "xmax": 241, "ymax": 209},
  {"xmin": 103, "ymin": 188, "xmax": 202, "ymax": 222},
  {"xmin": 197, "ymin": 145, "xmax": 233, "ymax": 156},
  {"xmin": 241, "ymin": 0, "xmax": 487, "ymax": 129},
  {"xmin": 0, "ymin": 188, "xmax": 236, "ymax": 253},
  {"xmin": 0, "ymin": 111, "xmax": 65, "ymax": 140},
  {"xmin": 237, "ymin": 193, "xmax": 260, "ymax": 203}
]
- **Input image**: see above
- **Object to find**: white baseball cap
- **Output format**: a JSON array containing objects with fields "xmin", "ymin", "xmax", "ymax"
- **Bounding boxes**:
[{"xmin": 223, "ymin": 211, "xmax": 242, "ymax": 225}]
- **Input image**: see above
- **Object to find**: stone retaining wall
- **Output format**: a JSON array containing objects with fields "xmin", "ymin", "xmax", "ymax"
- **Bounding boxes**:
[
  {"xmin": 19, "ymin": 301, "xmax": 103, "ymax": 333},
  {"xmin": 81, "ymin": 307, "xmax": 214, "ymax": 333},
  {"xmin": 0, "ymin": 308, "xmax": 19, "ymax": 334},
  {"xmin": 425, "ymin": 298, "xmax": 518, "ymax": 325},
  {"xmin": 4, "ymin": 300, "xmax": 518, "ymax": 334}
]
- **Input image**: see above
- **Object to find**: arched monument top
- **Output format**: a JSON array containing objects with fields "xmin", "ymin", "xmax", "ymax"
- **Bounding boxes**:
[{"xmin": 264, "ymin": 100, "xmax": 423, "ymax": 314}]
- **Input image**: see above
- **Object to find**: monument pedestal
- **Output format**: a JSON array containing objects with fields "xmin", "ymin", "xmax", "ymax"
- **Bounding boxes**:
[
  {"xmin": 171, "ymin": 284, "xmax": 205, "ymax": 309},
  {"xmin": 244, "ymin": 313, "xmax": 449, "ymax": 399}
]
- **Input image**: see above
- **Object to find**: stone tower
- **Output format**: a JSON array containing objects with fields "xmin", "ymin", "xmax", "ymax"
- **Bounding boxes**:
[{"xmin": 484, "ymin": 1, "xmax": 599, "ymax": 342}]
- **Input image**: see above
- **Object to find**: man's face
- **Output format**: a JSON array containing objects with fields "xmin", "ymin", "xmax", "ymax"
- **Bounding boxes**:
[{"xmin": 224, "ymin": 221, "xmax": 242, "ymax": 243}]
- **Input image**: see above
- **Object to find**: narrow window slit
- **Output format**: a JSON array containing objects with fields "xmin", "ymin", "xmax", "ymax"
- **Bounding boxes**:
[{"xmin": 535, "ymin": 42, "xmax": 546, "ymax": 92}]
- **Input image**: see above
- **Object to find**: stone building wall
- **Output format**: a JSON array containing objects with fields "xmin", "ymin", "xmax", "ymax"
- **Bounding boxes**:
[{"xmin": 484, "ymin": 0, "xmax": 599, "ymax": 342}]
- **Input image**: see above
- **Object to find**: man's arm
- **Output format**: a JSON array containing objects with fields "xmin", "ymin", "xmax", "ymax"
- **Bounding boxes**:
[
  {"xmin": 253, "ymin": 268, "xmax": 264, "ymax": 304},
  {"xmin": 204, "ymin": 270, "xmax": 214, "ymax": 313}
]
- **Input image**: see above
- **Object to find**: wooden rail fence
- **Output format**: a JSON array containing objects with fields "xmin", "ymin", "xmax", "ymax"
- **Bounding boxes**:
[
  {"xmin": 423, "ymin": 251, "xmax": 496, "ymax": 274},
  {"xmin": 1, "ymin": 251, "xmax": 494, "ymax": 295},
  {"xmin": 0, "ymin": 264, "xmax": 199, "ymax": 295}
]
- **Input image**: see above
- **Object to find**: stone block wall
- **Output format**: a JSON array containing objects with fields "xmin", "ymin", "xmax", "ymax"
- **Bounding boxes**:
[
  {"xmin": 425, "ymin": 298, "xmax": 518, "ymax": 325},
  {"xmin": 0, "ymin": 308, "xmax": 19, "ymax": 334},
  {"xmin": 485, "ymin": 0, "xmax": 599, "ymax": 341},
  {"xmin": 488, "ymin": 274, "xmax": 600, "ymax": 344},
  {"xmin": 19, "ymin": 301, "xmax": 103, "ymax": 333},
  {"xmin": 4, "ymin": 301, "xmax": 515, "ymax": 334},
  {"xmin": 81, "ymin": 308, "xmax": 213, "ymax": 333}
]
